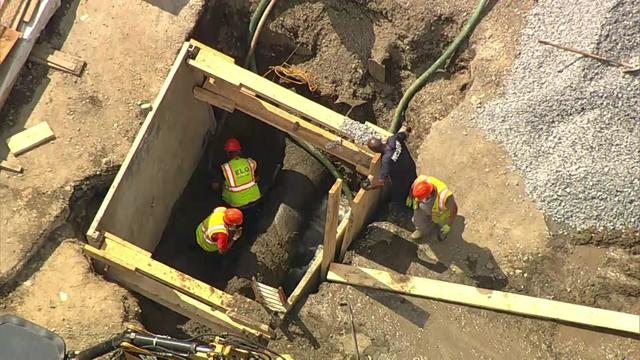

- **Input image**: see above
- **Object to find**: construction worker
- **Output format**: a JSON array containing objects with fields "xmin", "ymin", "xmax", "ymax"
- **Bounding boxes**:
[
  {"xmin": 195, "ymin": 206, "xmax": 243, "ymax": 254},
  {"xmin": 362, "ymin": 126, "xmax": 417, "ymax": 211},
  {"xmin": 213, "ymin": 137, "xmax": 261, "ymax": 208},
  {"xmin": 409, "ymin": 175, "xmax": 458, "ymax": 241}
]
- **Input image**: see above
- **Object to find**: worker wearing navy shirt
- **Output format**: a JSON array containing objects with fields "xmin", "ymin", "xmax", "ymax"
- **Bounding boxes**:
[{"xmin": 363, "ymin": 126, "xmax": 417, "ymax": 211}]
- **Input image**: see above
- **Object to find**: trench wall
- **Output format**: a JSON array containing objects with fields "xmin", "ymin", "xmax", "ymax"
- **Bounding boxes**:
[{"xmin": 88, "ymin": 43, "xmax": 214, "ymax": 251}]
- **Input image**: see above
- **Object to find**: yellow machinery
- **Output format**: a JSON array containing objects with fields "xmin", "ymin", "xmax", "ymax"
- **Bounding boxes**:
[{"xmin": 0, "ymin": 315, "xmax": 292, "ymax": 360}]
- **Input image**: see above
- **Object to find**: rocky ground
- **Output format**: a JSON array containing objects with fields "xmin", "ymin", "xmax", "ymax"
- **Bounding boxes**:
[{"xmin": 1, "ymin": 0, "xmax": 638, "ymax": 359}]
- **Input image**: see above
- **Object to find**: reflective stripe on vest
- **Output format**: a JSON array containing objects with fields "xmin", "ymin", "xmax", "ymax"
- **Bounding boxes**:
[
  {"xmin": 221, "ymin": 158, "xmax": 256, "ymax": 192},
  {"xmin": 202, "ymin": 207, "xmax": 228, "ymax": 243}
]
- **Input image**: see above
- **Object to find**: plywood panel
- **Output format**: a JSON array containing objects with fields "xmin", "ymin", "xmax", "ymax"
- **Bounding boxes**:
[{"xmin": 87, "ymin": 42, "xmax": 214, "ymax": 251}]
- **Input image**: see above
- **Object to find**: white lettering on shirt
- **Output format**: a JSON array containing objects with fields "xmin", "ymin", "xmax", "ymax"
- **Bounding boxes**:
[{"xmin": 391, "ymin": 142, "xmax": 402, "ymax": 162}]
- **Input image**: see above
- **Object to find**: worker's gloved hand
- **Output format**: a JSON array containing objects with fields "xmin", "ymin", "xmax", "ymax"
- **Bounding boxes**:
[
  {"xmin": 211, "ymin": 181, "xmax": 221, "ymax": 191},
  {"xmin": 361, "ymin": 177, "xmax": 372, "ymax": 190},
  {"xmin": 440, "ymin": 224, "xmax": 451, "ymax": 237}
]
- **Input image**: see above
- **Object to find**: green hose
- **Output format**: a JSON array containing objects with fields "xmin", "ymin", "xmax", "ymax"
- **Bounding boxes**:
[
  {"xmin": 388, "ymin": 0, "xmax": 489, "ymax": 133},
  {"xmin": 247, "ymin": 0, "xmax": 270, "ymax": 72},
  {"xmin": 246, "ymin": 0, "xmax": 354, "ymax": 200}
]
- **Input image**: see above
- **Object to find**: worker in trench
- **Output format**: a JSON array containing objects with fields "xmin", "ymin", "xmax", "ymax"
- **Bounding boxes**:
[
  {"xmin": 408, "ymin": 175, "xmax": 458, "ymax": 241},
  {"xmin": 211, "ymin": 137, "xmax": 262, "ymax": 211},
  {"xmin": 195, "ymin": 206, "xmax": 244, "ymax": 254},
  {"xmin": 362, "ymin": 126, "xmax": 417, "ymax": 218}
]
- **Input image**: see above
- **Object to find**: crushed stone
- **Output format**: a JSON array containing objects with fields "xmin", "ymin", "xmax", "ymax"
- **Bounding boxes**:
[{"xmin": 471, "ymin": 0, "xmax": 640, "ymax": 230}]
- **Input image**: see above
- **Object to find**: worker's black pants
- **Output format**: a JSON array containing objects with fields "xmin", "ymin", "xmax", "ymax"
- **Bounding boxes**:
[{"xmin": 390, "ymin": 172, "xmax": 416, "ymax": 206}]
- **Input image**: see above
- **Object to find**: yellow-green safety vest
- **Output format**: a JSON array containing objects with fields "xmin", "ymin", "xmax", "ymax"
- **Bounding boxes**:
[
  {"xmin": 221, "ymin": 157, "xmax": 261, "ymax": 207},
  {"xmin": 410, "ymin": 175, "xmax": 453, "ymax": 225},
  {"xmin": 195, "ymin": 207, "xmax": 228, "ymax": 252}
]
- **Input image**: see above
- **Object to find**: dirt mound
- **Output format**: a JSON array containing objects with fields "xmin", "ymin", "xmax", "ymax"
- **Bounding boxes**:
[{"xmin": 0, "ymin": 238, "xmax": 139, "ymax": 352}]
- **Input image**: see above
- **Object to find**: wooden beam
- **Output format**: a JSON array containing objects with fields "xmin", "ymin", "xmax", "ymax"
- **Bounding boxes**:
[
  {"xmin": 338, "ymin": 155, "xmax": 383, "ymax": 260},
  {"xmin": 99, "ymin": 235, "xmax": 235, "ymax": 312},
  {"xmin": 187, "ymin": 40, "xmax": 391, "ymax": 140},
  {"xmin": 84, "ymin": 242, "xmax": 273, "ymax": 339},
  {"xmin": 327, "ymin": 263, "xmax": 640, "ymax": 335},
  {"xmin": 104, "ymin": 232, "xmax": 151, "ymax": 257},
  {"xmin": 193, "ymin": 86, "xmax": 235, "ymax": 112},
  {"xmin": 6, "ymin": 121, "xmax": 55, "ymax": 155},
  {"xmin": 195, "ymin": 84, "xmax": 372, "ymax": 174},
  {"xmin": 285, "ymin": 247, "xmax": 323, "ymax": 313},
  {"xmin": 321, "ymin": 179, "xmax": 342, "ymax": 281},
  {"xmin": 85, "ymin": 244, "xmax": 270, "ymax": 339}
]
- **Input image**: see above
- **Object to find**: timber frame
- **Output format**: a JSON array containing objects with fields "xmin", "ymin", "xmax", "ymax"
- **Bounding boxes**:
[{"xmin": 84, "ymin": 40, "xmax": 388, "ymax": 340}]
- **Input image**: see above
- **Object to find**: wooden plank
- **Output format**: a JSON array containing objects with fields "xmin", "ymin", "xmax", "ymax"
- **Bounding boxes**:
[
  {"xmin": 193, "ymin": 85, "xmax": 235, "ymax": 112},
  {"xmin": 0, "ymin": 26, "xmax": 20, "ymax": 64},
  {"xmin": 23, "ymin": 0, "xmax": 38, "ymax": 23},
  {"xmin": 99, "ymin": 235, "xmax": 236, "ymax": 312},
  {"xmin": 6, "ymin": 121, "xmax": 55, "ymax": 155},
  {"xmin": 327, "ymin": 263, "xmax": 640, "ymax": 335},
  {"xmin": 30, "ymin": 43, "xmax": 85, "ymax": 76},
  {"xmin": 0, "ymin": 0, "xmax": 25, "ymax": 29},
  {"xmin": 285, "ymin": 247, "xmax": 323, "ymax": 313},
  {"xmin": 84, "ymin": 244, "xmax": 271, "ymax": 340},
  {"xmin": 338, "ymin": 155, "xmax": 382, "ymax": 260},
  {"xmin": 321, "ymin": 179, "xmax": 342, "ymax": 281},
  {"xmin": 0, "ymin": 159, "xmax": 22, "ymax": 172},
  {"xmin": 10, "ymin": 0, "xmax": 28, "ymax": 29},
  {"xmin": 195, "ymin": 84, "xmax": 372, "ymax": 174},
  {"xmin": 187, "ymin": 40, "xmax": 391, "ymax": 139},
  {"xmin": 104, "ymin": 232, "xmax": 152, "ymax": 257}
]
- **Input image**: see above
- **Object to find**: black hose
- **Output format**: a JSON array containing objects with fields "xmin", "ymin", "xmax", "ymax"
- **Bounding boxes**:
[{"xmin": 73, "ymin": 334, "xmax": 123, "ymax": 360}]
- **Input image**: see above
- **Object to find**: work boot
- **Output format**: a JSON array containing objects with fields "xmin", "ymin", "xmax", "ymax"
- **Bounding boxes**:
[{"xmin": 410, "ymin": 230, "xmax": 423, "ymax": 240}]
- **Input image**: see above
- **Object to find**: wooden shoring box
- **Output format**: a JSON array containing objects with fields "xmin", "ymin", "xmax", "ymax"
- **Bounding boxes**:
[{"xmin": 85, "ymin": 41, "xmax": 387, "ymax": 339}]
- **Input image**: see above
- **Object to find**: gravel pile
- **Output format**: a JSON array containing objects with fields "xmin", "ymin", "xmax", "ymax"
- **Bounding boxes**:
[
  {"xmin": 339, "ymin": 116, "xmax": 384, "ymax": 145},
  {"xmin": 473, "ymin": 0, "xmax": 640, "ymax": 230}
]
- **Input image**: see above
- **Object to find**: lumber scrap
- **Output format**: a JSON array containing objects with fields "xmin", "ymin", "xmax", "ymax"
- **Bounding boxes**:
[
  {"xmin": 0, "ymin": 159, "xmax": 22, "ymax": 172},
  {"xmin": 6, "ymin": 121, "xmax": 55, "ymax": 155},
  {"xmin": 327, "ymin": 263, "xmax": 640, "ymax": 335},
  {"xmin": 187, "ymin": 40, "xmax": 391, "ymax": 140},
  {"xmin": 0, "ymin": 0, "xmax": 24, "ymax": 29},
  {"xmin": 338, "ymin": 155, "xmax": 383, "ymax": 260},
  {"xmin": 321, "ymin": 179, "xmax": 342, "ymax": 281},
  {"xmin": 29, "ymin": 43, "xmax": 85, "ymax": 76},
  {"xmin": 0, "ymin": 25, "xmax": 20, "ymax": 63},
  {"xmin": 195, "ymin": 83, "xmax": 372, "ymax": 174}
]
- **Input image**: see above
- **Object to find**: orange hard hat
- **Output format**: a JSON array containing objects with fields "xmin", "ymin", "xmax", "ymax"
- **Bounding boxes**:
[
  {"xmin": 224, "ymin": 137, "xmax": 242, "ymax": 152},
  {"xmin": 412, "ymin": 180, "xmax": 434, "ymax": 200},
  {"xmin": 223, "ymin": 208, "xmax": 244, "ymax": 225}
]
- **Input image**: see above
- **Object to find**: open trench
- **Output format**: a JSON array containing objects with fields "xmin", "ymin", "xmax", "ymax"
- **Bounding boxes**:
[{"xmin": 2, "ymin": 0, "xmax": 473, "ymax": 337}]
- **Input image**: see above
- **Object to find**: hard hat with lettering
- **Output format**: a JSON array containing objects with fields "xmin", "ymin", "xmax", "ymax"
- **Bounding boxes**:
[
  {"xmin": 223, "ymin": 208, "xmax": 244, "ymax": 225},
  {"xmin": 224, "ymin": 137, "xmax": 242, "ymax": 152},
  {"xmin": 412, "ymin": 180, "xmax": 434, "ymax": 200}
]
